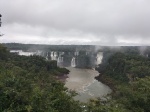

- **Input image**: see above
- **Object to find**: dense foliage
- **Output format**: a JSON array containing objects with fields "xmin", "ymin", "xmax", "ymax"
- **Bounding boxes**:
[
  {"xmin": 0, "ymin": 45, "xmax": 82, "ymax": 112},
  {"xmin": 1, "ymin": 43, "xmax": 150, "ymax": 112},
  {"xmin": 97, "ymin": 52, "xmax": 150, "ymax": 83},
  {"xmin": 94, "ymin": 51, "xmax": 150, "ymax": 112}
]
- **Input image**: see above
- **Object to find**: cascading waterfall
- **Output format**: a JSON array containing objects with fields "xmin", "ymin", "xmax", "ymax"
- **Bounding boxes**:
[
  {"xmin": 50, "ymin": 51, "xmax": 57, "ymax": 60},
  {"xmin": 71, "ymin": 57, "xmax": 76, "ymax": 67},
  {"xmin": 96, "ymin": 52, "xmax": 103, "ymax": 65},
  {"xmin": 57, "ymin": 52, "xmax": 64, "ymax": 66},
  {"xmin": 51, "ymin": 52, "xmax": 54, "ymax": 60},
  {"xmin": 10, "ymin": 50, "xmax": 105, "ymax": 68}
]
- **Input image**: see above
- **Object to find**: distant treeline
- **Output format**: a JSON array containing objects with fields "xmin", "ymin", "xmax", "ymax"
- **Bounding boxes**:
[
  {"xmin": 3, "ymin": 43, "xmax": 150, "ymax": 54},
  {"xmin": 2, "ymin": 43, "xmax": 95, "ymax": 52}
]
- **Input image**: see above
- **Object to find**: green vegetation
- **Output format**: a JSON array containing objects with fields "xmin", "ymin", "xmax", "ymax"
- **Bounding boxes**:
[
  {"xmin": 0, "ymin": 45, "xmax": 82, "ymax": 112},
  {"xmin": 1, "ymin": 43, "xmax": 150, "ymax": 112},
  {"xmin": 97, "ymin": 52, "xmax": 150, "ymax": 83},
  {"xmin": 94, "ymin": 51, "xmax": 150, "ymax": 112}
]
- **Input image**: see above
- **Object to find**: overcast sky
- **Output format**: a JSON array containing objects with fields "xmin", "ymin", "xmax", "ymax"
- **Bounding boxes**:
[{"xmin": 0, "ymin": 0, "xmax": 150, "ymax": 45}]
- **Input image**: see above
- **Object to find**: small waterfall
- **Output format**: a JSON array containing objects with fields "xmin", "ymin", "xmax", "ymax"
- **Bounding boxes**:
[
  {"xmin": 57, "ymin": 57, "xmax": 60, "ymax": 63},
  {"xmin": 46, "ymin": 52, "xmax": 48, "ymax": 60},
  {"xmin": 71, "ymin": 57, "xmax": 76, "ymax": 67},
  {"xmin": 57, "ymin": 56, "xmax": 63, "ymax": 62},
  {"xmin": 96, "ymin": 52, "xmax": 103, "ymax": 65},
  {"xmin": 74, "ymin": 51, "xmax": 79, "ymax": 56},
  {"xmin": 57, "ymin": 52, "xmax": 64, "ymax": 66},
  {"xmin": 50, "ymin": 51, "xmax": 57, "ymax": 60},
  {"xmin": 51, "ymin": 52, "xmax": 54, "ymax": 60},
  {"xmin": 54, "ymin": 52, "xmax": 57, "ymax": 60},
  {"xmin": 57, "ymin": 56, "xmax": 63, "ymax": 63},
  {"xmin": 18, "ymin": 50, "xmax": 35, "ymax": 56},
  {"xmin": 57, "ymin": 52, "xmax": 64, "ymax": 63}
]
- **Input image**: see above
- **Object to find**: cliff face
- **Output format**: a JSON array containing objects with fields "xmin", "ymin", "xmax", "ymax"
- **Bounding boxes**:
[
  {"xmin": 41, "ymin": 51, "xmax": 99, "ymax": 68},
  {"xmin": 62, "ymin": 52, "xmax": 96, "ymax": 68},
  {"xmin": 75, "ymin": 55, "xmax": 95, "ymax": 68}
]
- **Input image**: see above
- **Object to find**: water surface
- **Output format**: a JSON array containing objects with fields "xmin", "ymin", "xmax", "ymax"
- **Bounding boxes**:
[{"xmin": 65, "ymin": 67, "xmax": 112, "ymax": 102}]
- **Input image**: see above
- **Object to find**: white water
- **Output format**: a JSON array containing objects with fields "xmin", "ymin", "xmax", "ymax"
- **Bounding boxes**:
[
  {"xmin": 46, "ymin": 52, "xmax": 48, "ymax": 60},
  {"xmin": 71, "ymin": 57, "xmax": 76, "ymax": 67},
  {"xmin": 74, "ymin": 51, "xmax": 79, "ymax": 56},
  {"xmin": 96, "ymin": 52, "xmax": 103, "ymax": 65},
  {"xmin": 10, "ymin": 50, "xmax": 36, "ymax": 56},
  {"xmin": 50, "ymin": 51, "xmax": 57, "ymax": 60}
]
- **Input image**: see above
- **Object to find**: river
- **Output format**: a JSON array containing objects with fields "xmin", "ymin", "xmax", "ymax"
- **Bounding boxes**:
[
  {"xmin": 10, "ymin": 50, "xmax": 111, "ymax": 102},
  {"xmin": 65, "ymin": 67, "xmax": 112, "ymax": 102}
]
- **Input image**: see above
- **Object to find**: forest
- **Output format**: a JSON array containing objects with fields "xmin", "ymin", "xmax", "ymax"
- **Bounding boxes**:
[
  {"xmin": 0, "ymin": 44, "xmax": 82, "ymax": 112},
  {"xmin": 94, "ymin": 48, "xmax": 150, "ymax": 112},
  {"xmin": 1, "ymin": 43, "xmax": 150, "ymax": 112}
]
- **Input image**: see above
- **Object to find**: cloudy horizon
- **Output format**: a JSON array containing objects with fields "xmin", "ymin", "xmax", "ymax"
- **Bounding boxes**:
[{"xmin": 0, "ymin": 0, "xmax": 150, "ymax": 45}]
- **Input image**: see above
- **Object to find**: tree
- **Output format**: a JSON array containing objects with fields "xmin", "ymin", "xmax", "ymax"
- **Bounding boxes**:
[
  {"xmin": 0, "ymin": 14, "xmax": 4, "ymax": 36},
  {"xmin": 0, "ymin": 14, "xmax": 2, "ymax": 27}
]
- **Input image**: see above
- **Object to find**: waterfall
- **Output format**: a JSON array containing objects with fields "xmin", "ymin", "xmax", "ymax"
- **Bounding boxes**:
[
  {"xmin": 57, "ymin": 57, "xmax": 60, "ymax": 63},
  {"xmin": 74, "ymin": 51, "xmax": 79, "ymax": 56},
  {"xmin": 57, "ymin": 56, "xmax": 63, "ymax": 63},
  {"xmin": 71, "ymin": 57, "xmax": 76, "ymax": 67},
  {"xmin": 17, "ymin": 50, "xmax": 35, "ymax": 56},
  {"xmin": 50, "ymin": 51, "xmax": 57, "ymax": 60},
  {"xmin": 96, "ymin": 52, "xmax": 103, "ymax": 65},
  {"xmin": 46, "ymin": 52, "xmax": 48, "ymax": 60},
  {"xmin": 51, "ymin": 52, "xmax": 54, "ymax": 60},
  {"xmin": 54, "ymin": 52, "xmax": 57, "ymax": 60},
  {"xmin": 57, "ymin": 52, "xmax": 64, "ymax": 63},
  {"xmin": 57, "ymin": 52, "xmax": 64, "ymax": 66}
]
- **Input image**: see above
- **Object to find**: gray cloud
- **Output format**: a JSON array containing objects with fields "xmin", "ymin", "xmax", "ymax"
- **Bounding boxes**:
[{"xmin": 0, "ymin": 0, "xmax": 150, "ymax": 45}]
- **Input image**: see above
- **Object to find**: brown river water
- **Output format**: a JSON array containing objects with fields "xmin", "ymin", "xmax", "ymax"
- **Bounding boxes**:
[{"xmin": 65, "ymin": 67, "xmax": 112, "ymax": 102}]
